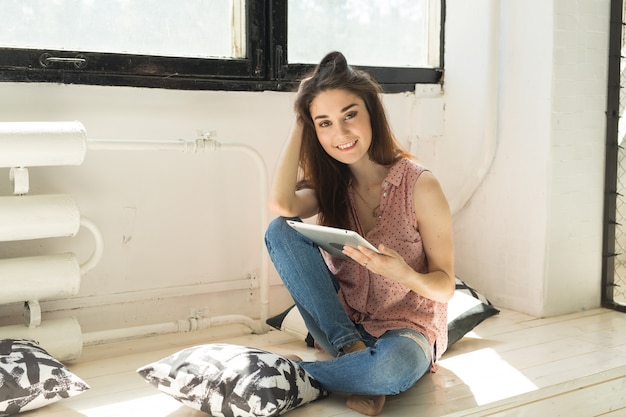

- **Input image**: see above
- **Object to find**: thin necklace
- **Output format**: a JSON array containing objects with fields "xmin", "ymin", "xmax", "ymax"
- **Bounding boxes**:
[{"xmin": 352, "ymin": 186, "xmax": 381, "ymax": 218}]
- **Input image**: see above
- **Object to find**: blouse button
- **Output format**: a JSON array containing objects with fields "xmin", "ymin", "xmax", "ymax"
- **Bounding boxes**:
[{"xmin": 383, "ymin": 192, "xmax": 388, "ymax": 198}]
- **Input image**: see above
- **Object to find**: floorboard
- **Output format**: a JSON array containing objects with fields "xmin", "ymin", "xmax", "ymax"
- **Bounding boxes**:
[{"xmin": 25, "ymin": 308, "xmax": 626, "ymax": 417}]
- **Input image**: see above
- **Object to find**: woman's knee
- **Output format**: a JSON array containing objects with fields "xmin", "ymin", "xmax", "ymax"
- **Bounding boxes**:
[
  {"xmin": 265, "ymin": 217, "xmax": 294, "ymax": 246},
  {"xmin": 369, "ymin": 336, "xmax": 428, "ymax": 394}
]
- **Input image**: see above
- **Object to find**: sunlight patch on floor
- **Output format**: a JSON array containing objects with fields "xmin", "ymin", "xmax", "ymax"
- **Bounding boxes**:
[
  {"xmin": 440, "ymin": 347, "xmax": 538, "ymax": 405},
  {"xmin": 75, "ymin": 393, "xmax": 180, "ymax": 417}
]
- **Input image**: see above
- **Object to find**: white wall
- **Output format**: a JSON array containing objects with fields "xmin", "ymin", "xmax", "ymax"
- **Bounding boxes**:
[
  {"xmin": 544, "ymin": 0, "xmax": 609, "ymax": 315},
  {"xmin": 0, "ymin": 0, "xmax": 611, "ymax": 333},
  {"xmin": 436, "ymin": 0, "xmax": 608, "ymax": 316}
]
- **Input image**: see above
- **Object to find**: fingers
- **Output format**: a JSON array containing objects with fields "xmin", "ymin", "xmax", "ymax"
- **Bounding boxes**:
[
  {"xmin": 342, "ymin": 244, "xmax": 380, "ymax": 267},
  {"xmin": 342, "ymin": 244, "xmax": 411, "ymax": 286}
]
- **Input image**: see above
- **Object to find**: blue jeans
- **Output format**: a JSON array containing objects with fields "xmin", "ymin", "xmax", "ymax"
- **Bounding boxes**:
[{"xmin": 265, "ymin": 217, "xmax": 432, "ymax": 395}]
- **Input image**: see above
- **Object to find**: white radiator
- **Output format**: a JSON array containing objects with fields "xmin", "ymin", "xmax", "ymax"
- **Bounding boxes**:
[{"xmin": 0, "ymin": 121, "xmax": 101, "ymax": 360}]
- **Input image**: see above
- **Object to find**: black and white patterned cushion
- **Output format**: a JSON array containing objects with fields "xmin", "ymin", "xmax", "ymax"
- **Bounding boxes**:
[
  {"xmin": 137, "ymin": 343, "xmax": 328, "ymax": 417},
  {"xmin": 0, "ymin": 339, "xmax": 89, "ymax": 416},
  {"xmin": 446, "ymin": 277, "xmax": 499, "ymax": 347},
  {"xmin": 266, "ymin": 276, "xmax": 499, "ymax": 350}
]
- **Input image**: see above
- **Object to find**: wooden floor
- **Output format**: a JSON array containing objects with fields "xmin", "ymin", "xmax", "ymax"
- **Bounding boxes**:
[{"xmin": 30, "ymin": 307, "xmax": 626, "ymax": 417}]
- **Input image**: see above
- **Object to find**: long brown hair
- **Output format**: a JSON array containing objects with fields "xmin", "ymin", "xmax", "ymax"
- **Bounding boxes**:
[{"xmin": 295, "ymin": 51, "xmax": 411, "ymax": 229}]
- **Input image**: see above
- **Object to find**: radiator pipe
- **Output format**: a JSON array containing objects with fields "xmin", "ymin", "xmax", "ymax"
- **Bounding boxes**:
[{"xmin": 82, "ymin": 314, "xmax": 263, "ymax": 346}]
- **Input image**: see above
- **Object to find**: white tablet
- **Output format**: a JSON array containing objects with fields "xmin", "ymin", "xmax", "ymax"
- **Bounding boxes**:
[{"xmin": 287, "ymin": 220, "xmax": 380, "ymax": 260}]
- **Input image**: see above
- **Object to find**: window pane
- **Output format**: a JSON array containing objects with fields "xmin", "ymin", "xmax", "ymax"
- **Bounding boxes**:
[
  {"xmin": 287, "ymin": 0, "xmax": 437, "ymax": 68},
  {"xmin": 0, "ymin": 0, "xmax": 246, "ymax": 59}
]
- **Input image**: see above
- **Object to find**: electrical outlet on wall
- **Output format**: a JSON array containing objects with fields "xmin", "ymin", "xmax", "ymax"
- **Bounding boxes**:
[
  {"xmin": 415, "ymin": 84, "xmax": 442, "ymax": 98},
  {"xmin": 248, "ymin": 271, "xmax": 258, "ymax": 289}
]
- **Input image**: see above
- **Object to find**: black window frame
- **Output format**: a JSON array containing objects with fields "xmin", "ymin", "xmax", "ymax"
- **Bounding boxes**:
[{"xmin": 0, "ymin": 1, "xmax": 445, "ymax": 93}]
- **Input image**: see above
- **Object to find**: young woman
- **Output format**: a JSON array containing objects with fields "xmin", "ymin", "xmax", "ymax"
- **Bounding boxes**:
[{"xmin": 264, "ymin": 51, "xmax": 455, "ymax": 416}]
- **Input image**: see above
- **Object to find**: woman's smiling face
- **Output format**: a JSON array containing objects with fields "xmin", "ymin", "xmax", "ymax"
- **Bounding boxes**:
[{"xmin": 309, "ymin": 88, "xmax": 372, "ymax": 165}]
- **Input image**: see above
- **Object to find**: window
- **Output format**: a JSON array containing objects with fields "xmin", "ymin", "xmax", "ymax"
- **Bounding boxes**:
[
  {"xmin": 0, "ymin": 0, "xmax": 444, "ymax": 93},
  {"xmin": 288, "ymin": 1, "xmax": 438, "ymax": 68}
]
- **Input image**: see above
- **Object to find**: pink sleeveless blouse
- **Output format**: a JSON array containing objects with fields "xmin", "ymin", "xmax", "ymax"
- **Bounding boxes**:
[{"xmin": 325, "ymin": 157, "xmax": 448, "ymax": 367}]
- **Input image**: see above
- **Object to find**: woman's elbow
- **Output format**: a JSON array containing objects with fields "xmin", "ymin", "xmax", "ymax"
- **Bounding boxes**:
[
  {"xmin": 441, "ymin": 273, "xmax": 456, "ymax": 303},
  {"xmin": 441, "ymin": 286, "xmax": 455, "ymax": 303},
  {"xmin": 268, "ymin": 192, "xmax": 317, "ymax": 218},
  {"xmin": 268, "ymin": 199, "xmax": 290, "ymax": 217},
  {"xmin": 268, "ymin": 197, "xmax": 301, "ymax": 218}
]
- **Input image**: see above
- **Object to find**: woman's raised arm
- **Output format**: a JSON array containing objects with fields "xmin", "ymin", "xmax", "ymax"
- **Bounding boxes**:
[{"xmin": 268, "ymin": 120, "xmax": 319, "ymax": 219}]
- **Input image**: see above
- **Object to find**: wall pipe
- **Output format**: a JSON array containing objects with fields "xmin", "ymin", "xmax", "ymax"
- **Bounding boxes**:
[
  {"xmin": 86, "ymin": 132, "xmax": 271, "ymax": 339},
  {"xmin": 82, "ymin": 314, "xmax": 261, "ymax": 346},
  {"xmin": 454, "ymin": 0, "xmax": 500, "ymax": 216}
]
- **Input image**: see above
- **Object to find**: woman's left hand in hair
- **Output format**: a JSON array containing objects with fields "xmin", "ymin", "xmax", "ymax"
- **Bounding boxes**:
[{"xmin": 343, "ymin": 244, "xmax": 411, "ymax": 282}]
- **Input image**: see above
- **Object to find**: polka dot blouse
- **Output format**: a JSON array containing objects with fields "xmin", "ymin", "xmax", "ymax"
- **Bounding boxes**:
[{"xmin": 325, "ymin": 157, "xmax": 448, "ymax": 365}]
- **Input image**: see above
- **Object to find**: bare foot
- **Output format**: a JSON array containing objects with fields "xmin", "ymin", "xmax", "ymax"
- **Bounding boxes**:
[
  {"xmin": 346, "ymin": 394, "xmax": 386, "ymax": 416},
  {"xmin": 283, "ymin": 353, "xmax": 302, "ymax": 361},
  {"xmin": 314, "ymin": 341, "xmax": 326, "ymax": 353},
  {"xmin": 342, "ymin": 340, "xmax": 367, "ymax": 354}
]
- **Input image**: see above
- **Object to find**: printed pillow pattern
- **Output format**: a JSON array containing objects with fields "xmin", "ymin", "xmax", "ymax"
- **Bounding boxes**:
[
  {"xmin": 446, "ymin": 277, "xmax": 499, "ymax": 348},
  {"xmin": 0, "ymin": 339, "xmax": 89, "ymax": 416},
  {"xmin": 266, "ymin": 277, "xmax": 499, "ymax": 349},
  {"xmin": 137, "ymin": 343, "xmax": 328, "ymax": 417},
  {"xmin": 265, "ymin": 306, "xmax": 315, "ymax": 348}
]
